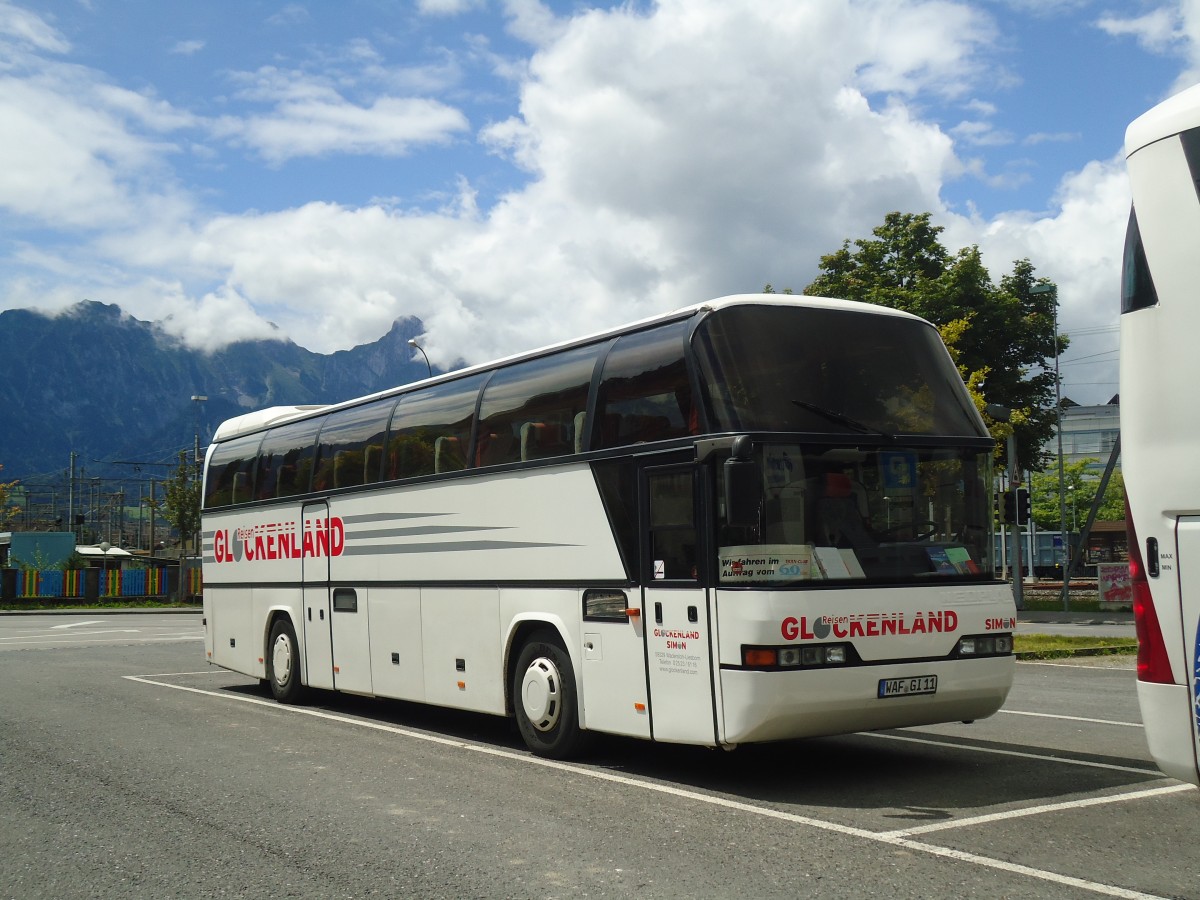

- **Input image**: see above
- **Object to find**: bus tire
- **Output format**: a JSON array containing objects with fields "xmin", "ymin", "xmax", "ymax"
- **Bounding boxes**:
[
  {"xmin": 513, "ymin": 630, "xmax": 590, "ymax": 759},
  {"xmin": 267, "ymin": 618, "xmax": 307, "ymax": 704}
]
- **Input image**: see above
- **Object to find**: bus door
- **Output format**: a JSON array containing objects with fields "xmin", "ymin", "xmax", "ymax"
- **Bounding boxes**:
[
  {"xmin": 1175, "ymin": 517, "xmax": 1200, "ymax": 779},
  {"xmin": 640, "ymin": 464, "xmax": 718, "ymax": 745},
  {"xmin": 301, "ymin": 501, "xmax": 334, "ymax": 691}
]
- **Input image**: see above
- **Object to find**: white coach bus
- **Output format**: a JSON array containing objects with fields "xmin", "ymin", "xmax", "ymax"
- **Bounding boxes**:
[
  {"xmin": 1123, "ymin": 86, "xmax": 1200, "ymax": 786},
  {"xmin": 201, "ymin": 294, "xmax": 1015, "ymax": 758}
]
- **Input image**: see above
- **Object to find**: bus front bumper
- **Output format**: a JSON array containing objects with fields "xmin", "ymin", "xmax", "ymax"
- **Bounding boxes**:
[{"xmin": 719, "ymin": 655, "xmax": 1014, "ymax": 745}]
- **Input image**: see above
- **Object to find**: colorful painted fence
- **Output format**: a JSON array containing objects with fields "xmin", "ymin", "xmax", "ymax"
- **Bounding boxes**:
[{"xmin": 6, "ymin": 566, "xmax": 201, "ymax": 600}]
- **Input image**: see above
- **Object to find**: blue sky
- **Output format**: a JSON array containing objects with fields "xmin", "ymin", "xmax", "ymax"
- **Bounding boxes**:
[{"xmin": 1, "ymin": 1, "xmax": 1195, "ymax": 405}]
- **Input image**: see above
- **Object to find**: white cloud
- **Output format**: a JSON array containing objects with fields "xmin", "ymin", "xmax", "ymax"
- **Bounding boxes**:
[
  {"xmin": 418, "ymin": 0, "xmax": 486, "ymax": 15},
  {"xmin": 501, "ymin": 0, "xmax": 568, "ymax": 46},
  {"xmin": 266, "ymin": 4, "xmax": 310, "ymax": 27},
  {"xmin": 0, "ymin": 0, "xmax": 69, "ymax": 53},
  {"xmin": 170, "ymin": 39, "xmax": 205, "ymax": 56},
  {"xmin": 1097, "ymin": 7, "xmax": 1181, "ymax": 54},
  {"xmin": 215, "ymin": 55, "xmax": 471, "ymax": 162},
  {"xmin": 224, "ymin": 91, "xmax": 470, "ymax": 163}
]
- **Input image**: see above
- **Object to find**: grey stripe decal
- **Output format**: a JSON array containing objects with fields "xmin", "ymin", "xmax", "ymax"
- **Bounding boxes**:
[
  {"xmin": 351, "ymin": 525, "xmax": 509, "ymax": 539},
  {"xmin": 340, "ymin": 512, "xmax": 451, "ymax": 524},
  {"xmin": 342, "ymin": 540, "xmax": 575, "ymax": 555}
]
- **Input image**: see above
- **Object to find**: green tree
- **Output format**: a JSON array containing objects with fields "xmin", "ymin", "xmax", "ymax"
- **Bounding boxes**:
[
  {"xmin": 802, "ymin": 212, "xmax": 1067, "ymax": 471},
  {"xmin": 1029, "ymin": 460, "xmax": 1125, "ymax": 531},
  {"xmin": 162, "ymin": 451, "xmax": 201, "ymax": 553},
  {"xmin": 0, "ymin": 465, "xmax": 19, "ymax": 529}
]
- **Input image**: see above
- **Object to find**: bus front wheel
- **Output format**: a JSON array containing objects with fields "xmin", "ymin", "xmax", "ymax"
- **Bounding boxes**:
[
  {"xmin": 267, "ymin": 618, "xmax": 307, "ymax": 704},
  {"xmin": 513, "ymin": 631, "xmax": 590, "ymax": 759}
]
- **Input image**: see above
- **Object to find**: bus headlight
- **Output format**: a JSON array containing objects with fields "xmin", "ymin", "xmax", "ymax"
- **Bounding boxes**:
[
  {"xmin": 955, "ymin": 634, "xmax": 1013, "ymax": 657},
  {"xmin": 741, "ymin": 643, "xmax": 851, "ymax": 670}
]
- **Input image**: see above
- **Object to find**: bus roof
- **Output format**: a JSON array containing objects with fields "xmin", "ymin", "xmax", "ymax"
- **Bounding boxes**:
[
  {"xmin": 210, "ymin": 294, "xmax": 928, "ymax": 443},
  {"xmin": 1126, "ymin": 82, "xmax": 1200, "ymax": 156}
]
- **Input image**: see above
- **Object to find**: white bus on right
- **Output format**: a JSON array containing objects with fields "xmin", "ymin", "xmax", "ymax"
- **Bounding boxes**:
[{"xmin": 1123, "ymin": 83, "xmax": 1200, "ymax": 786}]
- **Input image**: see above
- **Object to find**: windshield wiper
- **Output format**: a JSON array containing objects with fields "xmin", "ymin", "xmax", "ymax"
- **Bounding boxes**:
[{"xmin": 791, "ymin": 399, "xmax": 894, "ymax": 440}]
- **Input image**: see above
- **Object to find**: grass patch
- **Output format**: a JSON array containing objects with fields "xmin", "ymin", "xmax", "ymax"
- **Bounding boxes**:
[{"xmin": 1014, "ymin": 634, "xmax": 1137, "ymax": 660}]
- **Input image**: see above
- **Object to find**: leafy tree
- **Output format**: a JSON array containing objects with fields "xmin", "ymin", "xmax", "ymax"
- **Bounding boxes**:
[
  {"xmin": 1029, "ymin": 460, "xmax": 1125, "ymax": 531},
  {"xmin": 802, "ymin": 212, "xmax": 1067, "ymax": 471},
  {"xmin": 0, "ymin": 465, "xmax": 18, "ymax": 529},
  {"xmin": 162, "ymin": 451, "xmax": 202, "ymax": 553}
]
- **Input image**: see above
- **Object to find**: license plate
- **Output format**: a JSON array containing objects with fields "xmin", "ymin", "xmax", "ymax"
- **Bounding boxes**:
[{"xmin": 878, "ymin": 675, "xmax": 938, "ymax": 698}]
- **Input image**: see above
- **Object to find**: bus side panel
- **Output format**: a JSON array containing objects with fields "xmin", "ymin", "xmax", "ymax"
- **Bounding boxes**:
[
  {"xmin": 421, "ymin": 588, "xmax": 504, "ymax": 714},
  {"xmin": 367, "ymin": 587, "xmax": 426, "ymax": 702},
  {"xmin": 1136, "ymin": 681, "xmax": 1198, "ymax": 784},
  {"xmin": 1173, "ymin": 517, "xmax": 1200, "ymax": 782},
  {"xmin": 207, "ymin": 585, "xmax": 256, "ymax": 677}
]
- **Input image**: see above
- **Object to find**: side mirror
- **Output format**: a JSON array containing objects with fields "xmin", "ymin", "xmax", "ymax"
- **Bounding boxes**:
[{"xmin": 723, "ymin": 437, "xmax": 762, "ymax": 528}]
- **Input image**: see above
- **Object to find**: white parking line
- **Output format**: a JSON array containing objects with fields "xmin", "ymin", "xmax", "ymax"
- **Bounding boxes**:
[
  {"xmin": 0, "ymin": 636, "xmax": 201, "ymax": 647},
  {"xmin": 1001, "ymin": 708, "xmax": 1143, "ymax": 728},
  {"xmin": 125, "ymin": 673, "xmax": 1175, "ymax": 900},
  {"xmin": 878, "ymin": 784, "xmax": 1195, "ymax": 838},
  {"xmin": 865, "ymin": 731, "xmax": 1162, "ymax": 775}
]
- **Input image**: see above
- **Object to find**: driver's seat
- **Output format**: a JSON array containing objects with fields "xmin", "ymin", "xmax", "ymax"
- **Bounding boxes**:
[{"xmin": 817, "ymin": 473, "xmax": 876, "ymax": 550}]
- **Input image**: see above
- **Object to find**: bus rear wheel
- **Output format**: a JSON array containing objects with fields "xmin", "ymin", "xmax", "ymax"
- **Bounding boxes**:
[
  {"xmin": 513, "ymin": 631, "xmax": 590, "ymax": 759},
  {"xmin": 267, "ymin": 618, "xmax": 307, "ymax": 704}
]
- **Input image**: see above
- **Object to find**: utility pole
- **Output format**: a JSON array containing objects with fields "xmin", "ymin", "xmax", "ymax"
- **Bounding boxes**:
[
  {"xmin": 986, "ymin": 404, "xmax": 1023, "ymax": 610},
  {"xmin": 148, "ymin": 480, "xmax": 157, "ymax": 556},
  {"xmin": 68, "ymin": 452, "xmax": 76, "ymax": 537}
]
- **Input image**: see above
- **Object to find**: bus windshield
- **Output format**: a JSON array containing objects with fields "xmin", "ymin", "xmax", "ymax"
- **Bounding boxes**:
[
  {"xmin": 694, "ymin": 304, "xmax": 986, "ymax": 438},
  {"xmin": 716, "ymin": 442, "xmax": 994, "ymax": 586}
]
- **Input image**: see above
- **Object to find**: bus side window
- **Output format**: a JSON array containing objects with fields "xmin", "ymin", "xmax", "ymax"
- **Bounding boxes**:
[
  {"xmin": 595, "ymin": 321, "xmax": 694, "ymax": 450},
  {"xmin": 259, "ymin": 418, "xmax": 324, "ymax": 500},
  {"xmin": 387, "ymin": 375, "xmax": 485, "ymax": 478},
  {"xmin": 203, "ymin": 433, "xmax": 264, "ymax": 508},
  {"xmin": 475, "ymin": 344, "xmax": 600, "ymax": 466},
  {"xmin": 312, "ymin": 398, "xmax": 395, "ymax": 490}
]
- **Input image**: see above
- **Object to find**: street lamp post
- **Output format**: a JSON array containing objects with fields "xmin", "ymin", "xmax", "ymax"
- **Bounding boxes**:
[
  {"xmin": 99, "ymin": 540, "xmax": 110, "ymax": 598},
  {"xmin": 1031, "ymin": 281, "xmax": 1070, "ymax": 611},
  {"xmin": 407, "ymin": 339, "xmax": 433, "ymax": 378}
]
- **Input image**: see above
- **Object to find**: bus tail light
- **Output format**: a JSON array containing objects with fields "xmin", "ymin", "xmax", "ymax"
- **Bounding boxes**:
[{"xmin": 1127, "ymin": 509, "xmax": 1175, "ymax": 684}]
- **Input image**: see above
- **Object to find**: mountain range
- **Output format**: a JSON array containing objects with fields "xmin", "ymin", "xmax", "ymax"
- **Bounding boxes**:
[{"xmin": 0, "ymin": 300, "xmax": 431, "ymax": 488}]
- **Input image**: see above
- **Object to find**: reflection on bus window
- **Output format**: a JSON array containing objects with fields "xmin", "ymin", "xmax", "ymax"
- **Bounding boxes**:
[
  {"xmin": 718, "ymin": 443, "xmax": 992, "ymax": 585},
  {"xmin": 385, "ymin": 375, "xmax": 485, "ymax": 479},
  {"xmin": 595, "ymin": 321, "xmax": 696, "ymax": 449},
  {"xmin": 477, "ymin": 344, "xmax": 601, "ymax": 466}
]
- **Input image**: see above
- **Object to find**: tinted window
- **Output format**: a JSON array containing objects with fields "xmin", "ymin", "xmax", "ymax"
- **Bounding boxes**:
[
  {"xmin": 204, "ymin": 433, "xmax": 264, "ymax": 508},
  {"xmin": 476, "ymin": 344, "xmax": 602, "ymax": 466},
  {"xmin": 648, "ymin": 469, "xmax": 697, "ymax": 581},
  {"xmin": 594, "ymin": 320, "xmax": 695, "ymax": 449},
  {"xmin": 1121, "ymin": 207, "xmax": 1159, "ymax": 314},
  {"xmin": 592, "ymin": 460, "xmax": 637, "ymax": 578},
  {"xmin": 694, "ymin": 305, "xmax": 984, "ymax": 438},
  {"xmin": 255, "ymin": 417, "xmax": 324, "ymax": 500},
  {"xmin": 385, "ymin": 375, "xmax": 485, "ymax": 478},
  {"xmin": 312, "ymin": 398, "xmax": 396, "ymax": 491}
]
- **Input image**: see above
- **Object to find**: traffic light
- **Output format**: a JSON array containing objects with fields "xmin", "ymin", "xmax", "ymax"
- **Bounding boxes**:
[
  {"xmin": 1015, "ymin": 488, "xmax": 1030, "ymax": 525},
  {"xmin": 1002, "ymin": 490, "xmax": 1017, "ymax": 524}
]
